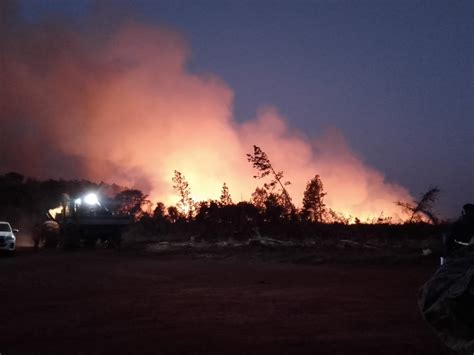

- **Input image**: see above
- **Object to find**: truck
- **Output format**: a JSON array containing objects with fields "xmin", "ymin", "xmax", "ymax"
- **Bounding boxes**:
[{"xmin": 45, "ymin": 192, "xmax": 130, "ymax": 249}]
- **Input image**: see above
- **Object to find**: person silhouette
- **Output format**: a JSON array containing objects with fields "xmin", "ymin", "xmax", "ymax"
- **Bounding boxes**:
[{"xmin": 419, "ymin": 203, "xmax": 474, "ymax": 353}]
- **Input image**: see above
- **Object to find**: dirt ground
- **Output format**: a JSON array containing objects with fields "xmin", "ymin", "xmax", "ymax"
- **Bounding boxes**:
[{"xmin": 0, "ymin": 248, "xmax": 450, "ymax": 355}]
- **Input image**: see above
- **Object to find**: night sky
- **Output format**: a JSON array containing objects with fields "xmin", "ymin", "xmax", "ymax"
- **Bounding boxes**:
[{"xmin": 9, "ymin": 0, "xmax": 474, "ymax": 218}]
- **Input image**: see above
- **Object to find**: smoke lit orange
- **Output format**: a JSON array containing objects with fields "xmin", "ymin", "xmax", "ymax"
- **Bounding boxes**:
[{"xmin": 0, "ymin": 21, "xmax": 412, "ymax": 221}]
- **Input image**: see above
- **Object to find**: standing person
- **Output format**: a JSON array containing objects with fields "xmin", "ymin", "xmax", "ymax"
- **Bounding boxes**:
[{"xmin": 447, "ymin": 203, "xmax": 474, "ymax": 254}]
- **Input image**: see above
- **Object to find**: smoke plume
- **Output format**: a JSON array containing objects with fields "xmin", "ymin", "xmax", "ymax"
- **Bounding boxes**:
[{"xmin": 0, "ymin": 10, "xmax": 412, "ymax": 221}]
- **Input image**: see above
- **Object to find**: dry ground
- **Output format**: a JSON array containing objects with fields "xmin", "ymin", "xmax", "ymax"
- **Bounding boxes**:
[{"xmin": 0, "ymin": 248, "xmax": 449, "ymax": 355}]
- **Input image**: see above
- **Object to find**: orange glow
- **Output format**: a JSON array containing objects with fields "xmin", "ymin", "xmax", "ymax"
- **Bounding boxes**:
[
  {"xmin": 48, "ymin": 207, "xmax": 63, "ymax": 220},
  {"xmin": 1, "ymin": 22, "xmax": 412, "ymax": 222}
]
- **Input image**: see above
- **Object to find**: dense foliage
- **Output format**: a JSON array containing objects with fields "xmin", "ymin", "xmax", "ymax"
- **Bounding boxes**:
[{"xmin": 0, "ymin": 169, "xmax": 448, "ymax": 244}]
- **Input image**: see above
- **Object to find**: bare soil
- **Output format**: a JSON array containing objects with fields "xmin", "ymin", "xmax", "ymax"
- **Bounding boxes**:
[{"xmin": 0, "ymin": 248, "xmax": 449, "ymax": 355}]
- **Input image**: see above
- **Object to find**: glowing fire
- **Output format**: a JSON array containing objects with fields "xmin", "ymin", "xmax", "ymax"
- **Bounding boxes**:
[
  {"xmin": 0, "ymin": 19, "xmax": 412, "ymax": 222},
  {"xmin": 48, "ymin": 207, "xmax": 63, "ymax": 220}
]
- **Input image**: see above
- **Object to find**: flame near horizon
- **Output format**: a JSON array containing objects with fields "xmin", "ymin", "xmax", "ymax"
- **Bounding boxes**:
[{"xmin": 1, "ymin": 14, "xmax": 412, "ymax": 221}]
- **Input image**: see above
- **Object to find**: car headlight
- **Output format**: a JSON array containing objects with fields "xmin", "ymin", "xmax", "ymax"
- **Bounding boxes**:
[
  {"xmin": 5, "ymin": 236, "xmax": 14, "ymax": 241},
  {"xmin": 84, "ymin": 193, "xmax": 99, "ymax": 206}
]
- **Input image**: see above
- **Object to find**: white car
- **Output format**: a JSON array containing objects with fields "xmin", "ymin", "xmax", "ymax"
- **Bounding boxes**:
[{"xmin": 0, "ymin": 221, "xmax": 17, "ymax": 253}]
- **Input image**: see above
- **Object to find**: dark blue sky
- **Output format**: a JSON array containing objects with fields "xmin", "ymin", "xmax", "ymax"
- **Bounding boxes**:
[{"xmin": 19, "ymin": 0, "xmax": 473, "ymax": 217}]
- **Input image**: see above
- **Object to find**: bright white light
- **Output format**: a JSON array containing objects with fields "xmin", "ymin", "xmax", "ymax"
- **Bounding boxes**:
[
  {"xmin": 74, "ymin": 198, "xmax": 82, "ymax": 205},
  {"xmin": 84, "ymin": 193, "xmax": 99, "ymax": 206}
]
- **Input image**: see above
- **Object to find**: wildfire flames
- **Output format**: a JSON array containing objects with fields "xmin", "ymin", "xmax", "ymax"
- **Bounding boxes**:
[{"xmin": 1, "ymin": 9, "xmax": 412, "ymax": 221}]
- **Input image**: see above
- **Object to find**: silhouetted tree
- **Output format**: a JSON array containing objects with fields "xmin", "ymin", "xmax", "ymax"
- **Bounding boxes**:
[
  {"xmin": 196, "ymin": 200, "xmax": 219, "ymax": 222},
  {"xmin": 236, "ymin": 202, "xmax": 260, "ymax": 225},
  {"xmin": 246, "ymin": 145, "xmax": 294, "ymax": 212},
  {"xmin": 397, "ymin": 187, "xmax": 440, "ymax": 224},
  {"xmin": 325, "ymin": 208, "xmax": 351, "ymax": 225},
  {"xmin": 3, "ymin": 172, "xmax": 25, "ymax": 185},
  {"xmin": 167, "ymin": 206, "xmax": 180, "ymax": 223},
  {"xmin": 301, "ymin": 175, "xmax": 327, "ymax": 223},
  {"xmin": 153, "ymin": 202, "xmax": 166, "ymax": 219},
  {"xmin": 264, "ymin": 193, "xmax": 286, "ymax": 223},
  {"xmin": 172, "ymin": 170, "xmax": 194, "ymax": 218},
  {"xmin": 251, "ymin": 187, "xmax": 269, "ymax": 211},
  {"xmin": 114, "ymin": 189, "xmax": 148, "ymax": 218},
  {"xmin": 219, "ymin": 182, "xmax": 233, "ymax": 206}
]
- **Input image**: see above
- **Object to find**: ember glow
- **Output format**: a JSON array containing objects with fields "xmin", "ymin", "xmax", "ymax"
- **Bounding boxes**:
[{"xmin": 1, "ymin": 15, "xmax": 413, "ymax": 221}]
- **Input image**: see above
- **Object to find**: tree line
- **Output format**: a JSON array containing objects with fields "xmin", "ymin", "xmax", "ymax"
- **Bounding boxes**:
[{"xmin": 0, "ymin": 145, "xmax": 441, "ymax": 237}]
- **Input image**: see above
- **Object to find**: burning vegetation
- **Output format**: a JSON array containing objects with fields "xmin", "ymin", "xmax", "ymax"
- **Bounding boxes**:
[
  {"xmin": 0, "ymin": 139, "xmax": 443, "ymax": 248},
  {"xmin": 1, "ymin": 5, "xmax": 416, "ymax": 222}
]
